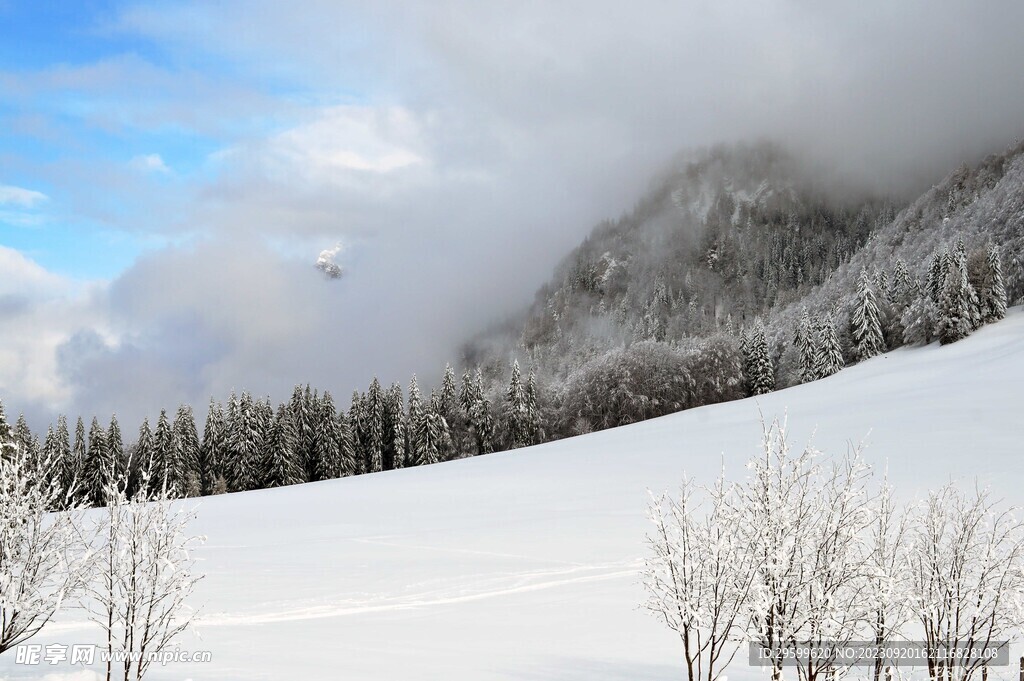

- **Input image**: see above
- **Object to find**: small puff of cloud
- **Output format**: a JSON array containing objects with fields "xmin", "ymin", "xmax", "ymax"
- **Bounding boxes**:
[
  {"xmin": 129, "ymin": 153, "xmax": 171, "ymax": 174},
  {"xmin": 0, "ymin": 183, "xmax": 48, "ymax": 207}
]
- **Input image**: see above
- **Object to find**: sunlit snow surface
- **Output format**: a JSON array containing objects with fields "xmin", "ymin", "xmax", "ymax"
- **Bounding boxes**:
[{"xmin": 4, "ymin": 310, "xmax": 1024, "ymax": 681}]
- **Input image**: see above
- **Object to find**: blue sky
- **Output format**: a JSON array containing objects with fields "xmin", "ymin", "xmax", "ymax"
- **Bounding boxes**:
[
  {"xmin": 0, "ymin": 2, "xmax": 185, "ymax": 278},
  {"xmin": 0, "ymin": 1, "xmax": 364, "ymax": 280}
]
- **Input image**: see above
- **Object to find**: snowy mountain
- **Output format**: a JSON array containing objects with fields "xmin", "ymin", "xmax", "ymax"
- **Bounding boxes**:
[
  {"xmin": 4, "ymin": 308, "xmax": 1023, "ymax": 681},
  {"xmin": 462, "ymin": 140, "xmax": 1024, "ymax": 401}
]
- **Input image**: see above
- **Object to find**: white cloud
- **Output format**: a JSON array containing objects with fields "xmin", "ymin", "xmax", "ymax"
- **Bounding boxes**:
[
  {"xmin": 225, "ymin": 105, "xmax": 426, "ymax": 182},
  {"xmin": 0, "ymin": 246, "xmax": 108, "ymax": 412},
  {"xmin": 0, "ymin": 184, "xmax": 48, "ymax": 207},
  {"xmin": 130, "ymin": 153, "xmax": 171, "ymax": 174}
]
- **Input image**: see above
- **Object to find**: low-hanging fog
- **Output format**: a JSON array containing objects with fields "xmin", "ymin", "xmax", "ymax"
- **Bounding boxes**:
[{"xmin": 4, "ymin": 0, "xmax": 1024, "ymax": 430}]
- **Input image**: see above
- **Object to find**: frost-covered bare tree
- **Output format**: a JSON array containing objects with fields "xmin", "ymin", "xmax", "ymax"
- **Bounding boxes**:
[
  {"xmin": 728, "ymin": 418, "xmax": 876, "ymax": 681},
  {"xmin": 864, "ymin": 478, "xmax": 912, "ymax": 681},
  {"xmin": 87, "ymin": 462, "xmax": 203, "ymax": 681},
  {"xmin": 645, "ymin": 418, "xmax": 883, "ymax": 681},
  {"xmin": 791, "ymin": 445, "xmax": 875, "ymax": 681},
  {"xmin": 905, "ymin": 485, "xmax": 1024, "ymax": 681},
  {"xmin": 0, "ymin": 439, "xmax": 91, "ymax": 654},
  {"xmin": 642, "ymin": 473, "xmax": 759, "ymax": 681}
]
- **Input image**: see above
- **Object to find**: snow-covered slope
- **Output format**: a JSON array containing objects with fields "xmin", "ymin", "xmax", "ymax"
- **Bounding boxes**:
[{"xmin": 5, "ymin": 312, "xmax": 1024, "ymax": 681}]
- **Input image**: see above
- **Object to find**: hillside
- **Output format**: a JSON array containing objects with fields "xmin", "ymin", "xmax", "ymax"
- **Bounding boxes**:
[
  {"xmin": 464, "ymin": 140, "xmax": 1024, "ymax": 392},
  {"xmin": 4, "ymin": 309, "xmax": 1023, "ymax": 681}
]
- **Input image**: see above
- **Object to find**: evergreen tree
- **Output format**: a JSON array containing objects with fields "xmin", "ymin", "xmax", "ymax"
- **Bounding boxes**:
[
  {"xmin": 383, "ymin": 382, "xmax": 406, "ymax": 470},
  {"xmin": 133, "ymin": 417, "xmax": 154, "ymax": 498},
  {"xmin": 980, "ymin": 244, "xmax": 1008, "ymax": 324},
  {"xmin": 84, "ymin": 416, "xmax": 110, "ymax": 507},
  {"xmin": 890, "ymin": 258, "xmax": 915, "ymax": 309},
  {"xmin": 460, "ymin": 369, "xmax": 494, "ymax": 456},
  {"xmin": 54, "ymin": 415, "xmax": 73, "ymax": 501},
  {"xmin": 152, "ymin": 409, "xmax": 178, "ymax": 495},
  {"xmin": 503, "ymin": 360, "xmax": 530, "ymax": 449},
  {"xmin": 173, "ymin": 405, "xmax": 201, "ymax": 496},
  {"xmin": 937, "ymin": 245, "xmax": 976, "ymax": 345},
  {"xmin": 440, "ymin": 364, "xmax": 458, "ymax": 414},
  {"xmin": 200, "ymin": 399, "xmax": 226, "ymax": 495},
  {"xmin": 312, "ymin": 392, "xmax": 341, "ymax": 481},
  {"xmin": 336, "ymin": 408, "xmax": 358, "ymax": 476},
  {"xmin": 107, "ymin": 414, "xmax": 124, "ymax": 487},
  {"xmin": 0, "ymin": 401, "xmax": 14, "ymax": 462},
  {"xmin": 852, "ymin": 268, "xmax": 885, "ymax": 361},
  {"xmin": 525, "ymin": 368, "xmax": 542, "ymax": 446},
  {"xmin": 289, "ymin": 385, "xmax": 316, "ymax": 481},
  {"xmin": 41, "ymin": 424, "xmax": 56, "ymax": 472},
  {"xmin": 439, "ymin": 363, "xmax": 469, "ymax": 456},
  {"xmin": 406, "ymin": 376, "xmax": 424, "ymax": 467},
  {"xmin": 227, "ymin": 391, "xmax": 262, "ymax": 492},
  {"xmin": 415, "ymin": 391, "xmax": 451, "ymax": 466},
  {"xmin": 70, "ymin": 416, "xmax": 87, "ymax": 501},
  {"xmin": 744, "ymin": 323, "xmax": 774, "ymax": 396},
  {"xmin": 361, "ymin": 378, "xmax": 385, "ymax": 473},
  {"xmin": 814, "ymin": 317, "xmax": 845, "ymax": 378},
  {"xmin": 348, "ymin": 391, "xmax": 365, "ymax": 475},
  {"xmin": 927, "ymin": 249, "xmax": 949, "ymax": 304},
  {"xmin": 796, "ymin": 310, "xmax": 818, "ymax": 383},
  {"xmin": 902, "ymin": 293, "xmax": 939, "ymax": 346},
  {"xmin": 263, "ymin": 403, "xmax": 303, "ymax": 488},
  {"xmin": 13, "ymin": 414, "xmax": 36, "ymax": 465}
]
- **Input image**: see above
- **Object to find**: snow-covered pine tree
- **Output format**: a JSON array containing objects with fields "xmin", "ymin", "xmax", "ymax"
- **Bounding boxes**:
[
  {"xmin": 0, "ymin": 401, "xmax": 14, "ymax": 463},
  {"xmin": 131, "ymin": 418, "xmax": 154, "ymax": 499},
  {"xmin": 336, "ymin": 408, "xmax": 358, "ymax": 476},
  {"xmin": 200, "ymin": 399, "xmax": 226, "ymax": 495},
  {"xmin": 980, "ymin": 244, "xmax": 1008, "ymax": 324},
  {"xmin": 937, "ymin": 245, "xmax": 976, "ymax": 345},
  {"xmin": 503, "ymin": 360, "xmax": 530, "ymax": 449},
  {"xmin": 406, "ymin": 375, "xmax": 424, "ymax": 466},
  {"xmin": 440, "ymin": 364, "xmax": 457, "ymax": 413},
  {"xmin": 107, "ymin": 414, "xmax": 124, "ymax": 488},
  {"xmin": 54, "ymin": 415, "xmax": 73, "ymax": 500},
  {"xmin": 13, "ymin": 414, "xmax": 36, "ymax": 466},
  {"xmin": 362, "ymin": 378, "xmax": 385, "ymax": 473},
  {"xmin": 927, "ymin": 249, "xmax": 949, "ymax": 304},
  {"xmin": 901, "ymin": 291, "xmax": 939, "ymax": 346},
  {"xmin": 348, "ymin": 391, "xmax": 365, "ymax": 474},
  {"xmin": 288, "ymin": 386, "xmax": 310, "ymax": 480},
  {"xmin": 312, "ymin": 392, "xmax": 341, "ymax": 480},
  {"xmin": 263, "ymin": 403, "xmax": 303, "ymax": 488},
  {"xmin": 41, "ymin": 425, "xmax": 56, "ymax": 481},
  {"xmin": 71, "ymin": 416, "xmax": 86, "ymax": 501},
  {"xmin": 459, "ymin": 369, "xmax": 475, "ymax": 429},
  {"xmin": 85, "ymin": 416, "xmax": 110, "ymax": 507},
  {"xmin": 227, "ymin": 391, "xmax": 262, "ymax": 493},
  {"xmin": 525, "ymin": 368, "xmax": 542, "ymax": 446},
  {"xmin": 955, "ymin": 238, "xmax": 983, "ymax": 330},
  {"xmin": 151, "ymin": 409, "xmax": 177, "ymax": 496},
  {"xmin": 796, "ymin": 310, "xmax": 817, "ymax": 383},
  {"xmin": 890, "ymin": 258, "xmax": 915, "ymax": 309},
  {"xmin": 383, "ymin": 382, "xmax": 406, "ymax": 470},
  {"xmin": 298, "ymin": 385, "xmax": 321, "ymax": 482},
  {"xmin": 439, "ymin": 363, "xmax": 471, "ymax": 456},
  {"xmin": 814, "ymin": 317, "xmax": 845, "ymax": 378},
  {"xmin": 415, "ymin": 391, "xmax": 451, "ymax": 466},
  {"xmin": 852, "ymin": 268, "xmax": 885, "ymax": 361},
  {"xmin": 173, "ymin": 405, "xmax": 201, "ymax": 497},
  {"xmin": 461, "ymin": 368, "xmax": 494, "ymax": 456},
  {"xmin": 745, "ymin": 323, "xmax": 774, "ymax": 396}
]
